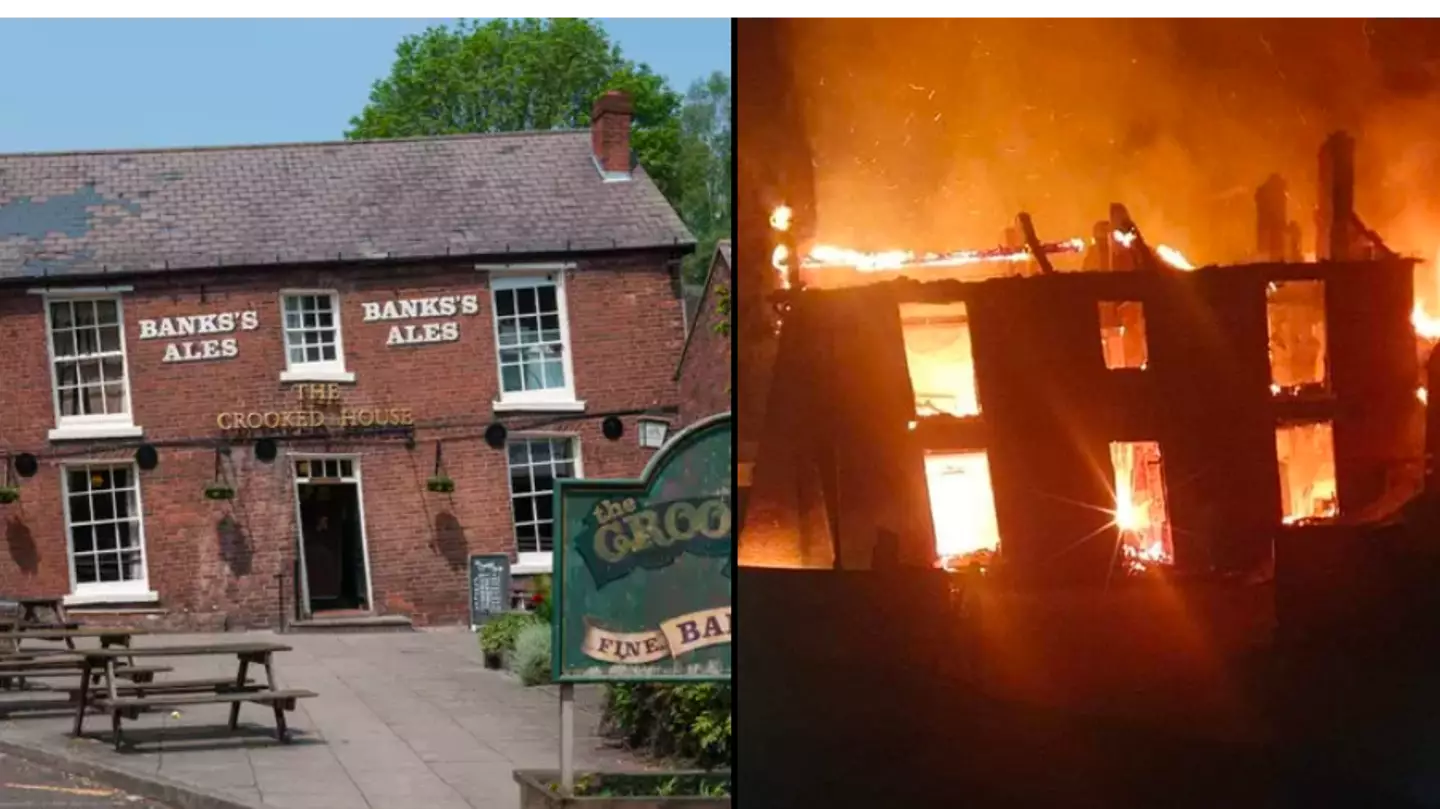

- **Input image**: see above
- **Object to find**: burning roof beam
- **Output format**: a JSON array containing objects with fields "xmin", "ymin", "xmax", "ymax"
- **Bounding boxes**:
[{"xmin": 1017, "ymin": 212, "xmax": 1056, "ymax": 275}]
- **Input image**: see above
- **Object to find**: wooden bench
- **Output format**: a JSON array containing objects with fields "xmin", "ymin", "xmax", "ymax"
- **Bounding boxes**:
[{"xmin": 74, "ymin": 642, "xmax": 317, "ymax": 750}]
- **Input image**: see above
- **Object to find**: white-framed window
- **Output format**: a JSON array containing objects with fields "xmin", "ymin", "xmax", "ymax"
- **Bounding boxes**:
[
  {"xmin": 62, "ymin": 462, "xmax": 152, "ymax": 602},
  {"xmin": 279, "ymin": 290, "xmax": 354, "ymax": 383},
  {"xmin": 490, "ymin": 271, "xmax": 581, "ymax": 411},
  {"xmin": 44, "ymin": 293, "xmax": 142, "ymax": 441},
  {"xmin": 505, "ymin": 435, "xmax": 582, "ymax": 573}
]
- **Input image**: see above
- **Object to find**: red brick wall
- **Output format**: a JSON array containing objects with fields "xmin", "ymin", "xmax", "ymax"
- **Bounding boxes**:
[
  {"xmin": 0, "ymin": 253, "xmax": 684, "ymax": 628},
  {"xmin": 677, "ymin": 255, "xmax": 733, "ymax": 426}
]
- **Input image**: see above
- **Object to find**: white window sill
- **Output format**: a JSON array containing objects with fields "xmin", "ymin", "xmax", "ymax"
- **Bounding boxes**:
[
  {"xmin": 492, "ymin": 400, "xmax": 586, "ymax": 414},
  {"xmin": 511, "ymin": 561, "xmax": 553, "ymax": 576},
  {"xmin": 280, "ymin": 368, "xmax": 356, "ymax": 384},
  {"xmin": 63, "ymin": 590, "xmax": 159, "ymax": 607},
  {"xmin": 48, "ymin": 423, "xmax": 144, "ymax": 442}
]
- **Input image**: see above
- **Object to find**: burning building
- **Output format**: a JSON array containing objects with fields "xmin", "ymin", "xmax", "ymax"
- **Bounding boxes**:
[{"xmin": 740, "ymin": 133, "xmax": 1425, "ymax": 586}]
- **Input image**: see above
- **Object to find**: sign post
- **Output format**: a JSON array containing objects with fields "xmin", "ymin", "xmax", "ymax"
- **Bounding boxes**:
[
  {"xmin": 468, "ymin": 553, "xmax": 511, "ymax": 629},
  {"xmin": 552, "ymin": 413, "xmax": 733, "ymax": 791}
]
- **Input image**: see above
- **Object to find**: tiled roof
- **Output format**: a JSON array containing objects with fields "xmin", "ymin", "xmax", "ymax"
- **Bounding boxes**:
[{"xmin": 0, "ymin": 130, "xmax": 694, "ymax": 281}]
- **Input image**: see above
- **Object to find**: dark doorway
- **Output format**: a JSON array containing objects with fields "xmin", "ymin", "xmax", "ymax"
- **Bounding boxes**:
[{"xmin": 298, "ymin": 481, "xmax": 369, "ymax": 614}]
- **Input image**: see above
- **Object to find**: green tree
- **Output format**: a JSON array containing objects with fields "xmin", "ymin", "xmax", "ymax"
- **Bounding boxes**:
[
  {"xmin": 675, "ymin": 72, "xmax": 733, "ymax": 288},
  {"xmin": 346, "ymin": 18, "xmax": 684, "ymax": 201}
]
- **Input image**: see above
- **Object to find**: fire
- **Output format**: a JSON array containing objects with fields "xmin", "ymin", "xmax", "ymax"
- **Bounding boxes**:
[
  {"xmin": 1413, "ymin": 304, "xmax": 1440, "ymax": 340},
  {"xmin": 1110, "ymin": 441, "xmax": 1174, "ymax": 573},
  {"xmin": 769, "ymin": 205, "xmax": 794, "ymax": 291},
  {"xmin": 1420, "ymin": 387, "xmax": 1428, "ymax": 405},
  {"xmin": 1154, "ymin": 244, "xmax": 1195, "ymax": 271}
]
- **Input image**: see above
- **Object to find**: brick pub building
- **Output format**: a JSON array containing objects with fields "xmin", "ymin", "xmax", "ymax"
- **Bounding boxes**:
[{"xmin": 0, "ymin": 91, "xmax": 694, "ymax": 630}]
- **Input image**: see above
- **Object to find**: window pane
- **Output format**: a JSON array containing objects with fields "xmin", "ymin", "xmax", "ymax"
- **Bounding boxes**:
[
  {"xmin": 74, "ymin": 327, "xmax": 98, "ymax": 355},
  {"xmin": 73, "ymin": 301, "xmax": 96, "ymax": 327},
  {"xmin": 83, "ymin": 387, "xmax": 104, "ymax": 416},
  {"xmin": 53, "ymin": 330, "xmax": 75, "ymax": 357},
  {"xmin": 537, "ymin": 522, "xmax": 554, "ymax": 552},
  {"xmin": 98, "ymin": 326, "xmax": 121, "ymax": 353},
  {"xmin": 118, "ymin": 521, "xmax": 138, "ymax": 550},
  {"xmin": 122, "ymin": 551, "xmax": 143, "ymax": 579},
  {"xmin": 555, "ymin": 461, "xmax": 575, "ymax": 479},
  {"xmin": 322, "ymin": 344, "xmax": 337, "ymax": 362},
  {"xmin": 67, "ymin": 469, "xmax": 89, "ymax": 493},
  {"xmin": 72, "ymin": 525, "xmax": 94, "ymax": 553},
  {"xmin": 498, "ymin": 320, "xmax": 518, "ymax": 346},
  {"xmin": 285, "ymin": 296, "xmax": 300, "ymax": 312},
  {"xmin": 519, "ymin": 316, "xmax": 540, "ymax": 343},
  {"xmin": 536, "ymin": 495, "xmax": 553, "ymax": 521},
  {"xmin": 501, "ymin": 365, "xmax": 522, "ymax": 392},
  {"xmin": 111, "ymin": 467, "xmax": 129, "ymax": 489},
  {"xmin": 74, "ymin": 555, "xmax": 97, "ymax": 584},
  {"xmin": 50, "ymin": 302, "xmax": 73, "ymax": 329},
  {"xmin": 553, "ymin": 440, "xmax": 573, "ymax": 461},
  {"xmin": 540, "ymin": 314, "xmax": 561, "ymax": 341},
  {"xmin": 510, "ymin": 468, "xmax": 533, "ymax": 495},
  {"xmin": 100, "ymin": 357, "xmax": 124, "ymax": 383},
  {"xmin": 543, "ymin": 361, "xmax": 566, "ymax": 388},
  {"xmin": 285, "ymin": 312, "xmax": 301, "ymax": 329},
  {"xmin": 513, "ymin": 496, "xmax": 535, "ymax": 524},
  {"xmin": 79, "ymin": 360, "xmax": 101, "ymax": 384},
  {"xmin": 98, "ymin": 554, "xmax": 120, "ymax": 582},
  {"xmin": 93, "ymin": 494, "xmax": 116, "ymax": 523},
  {"xmin": 318, "ymin": 310, "xmax": 334, "ymax": 328},
  {"xmin": 95, "ymin": 300, "xmax": 118, "ymax": 326},
  {"xmin": 532, "ymin": 468, "xmax": 555, "ymax": 494},
  {"xmin": 69, "ymin": 494, "xmax": 91, "ymax": 523},
  {"xmin": 508, "ymin": 443, "xmax": 529, "ymax": 465},
  {"xmin": 522, "ymin": 363, "xmax": 545, "ymax": 390},
  {"xmin": 515, "ymin": 523, "xmax": 538, "ymax": 552},
  {"xmin": 95, "ymin": 522, "xmax": 117, "ymax": 551},
  {"xmin": 114, "ymin": 489, "xmax": 133, "ymax": 520},
  {"xmin": 305, "ymin": 346, "xmax": 321, "ymax": 363},
  {"xmin": 538, "ymin": 285, "xmax": 558, "ymax": 312},
  {"xmin": 516, "ymin": 287, "xmax": 537, "ymax": 315},
  {"xmin": 531, "ymin": 441, "xmax": 552, "ymax": 463},
  {"xmin": 495, "ymin": 289, "xmax": 515, "ymax": 317}
]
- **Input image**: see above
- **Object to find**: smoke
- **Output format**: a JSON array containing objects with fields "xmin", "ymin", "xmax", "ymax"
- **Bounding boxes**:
[{"xmin": 745, "ymin": 19, "xmax": 1440, "ymax": 270}]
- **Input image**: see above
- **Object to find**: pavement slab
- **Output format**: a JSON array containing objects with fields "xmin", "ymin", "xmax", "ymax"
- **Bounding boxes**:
[{"xmin": 0, "ymin": 627, "xmax": 655, "ymax": 808}]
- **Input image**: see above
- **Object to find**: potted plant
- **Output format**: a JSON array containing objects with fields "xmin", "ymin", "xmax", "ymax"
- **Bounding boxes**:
[
  {"xmin": 204, "ymin": 483, "xmax": 236, "ymax": 500},
  {"xmin": 427, "ymin": 475, "xmax": 455, "ymax": 493},
  {"xmin": 0, "ymin": 486, "xmax": 19, "ymax": 504}
]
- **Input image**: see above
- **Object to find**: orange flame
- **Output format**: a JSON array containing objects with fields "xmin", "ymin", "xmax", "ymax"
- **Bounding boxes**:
[{"xmin": 1155, "ymin": 244, "xmax": 1195, "ymax": 270}]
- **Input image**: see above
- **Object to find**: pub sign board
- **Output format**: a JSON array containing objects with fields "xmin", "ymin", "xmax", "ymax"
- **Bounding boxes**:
[
  {"xmin": 469, "ymin": 554, "xmax": 511, "ymax": 627},
  {"xmin": 553, "ymin": 413, "xmax": 732, "ymax": 683}
]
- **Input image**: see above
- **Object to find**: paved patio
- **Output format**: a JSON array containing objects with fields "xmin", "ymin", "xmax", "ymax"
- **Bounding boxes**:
[{"xmin": 0, "ymin": 628, "xmax": 649, "ymax": 809}]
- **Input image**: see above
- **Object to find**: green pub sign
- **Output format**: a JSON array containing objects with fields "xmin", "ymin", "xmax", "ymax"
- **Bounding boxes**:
[{"xmin": 553, "ymin": 413, "xmax": 732, "ymax": 682}]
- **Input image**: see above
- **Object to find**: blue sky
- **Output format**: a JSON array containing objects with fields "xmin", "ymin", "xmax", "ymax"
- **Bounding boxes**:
[{"xmin": 0, "ymin": 18, "xmax": 730, "ymax": 153}]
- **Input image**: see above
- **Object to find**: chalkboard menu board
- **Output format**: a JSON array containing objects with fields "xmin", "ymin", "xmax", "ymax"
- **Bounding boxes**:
[{"xmin": 469, "ymin": 554, "xmax": 511, "ymax": 627}]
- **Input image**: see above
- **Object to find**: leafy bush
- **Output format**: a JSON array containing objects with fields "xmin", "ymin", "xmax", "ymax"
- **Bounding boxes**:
[
  {"xmin": 508, "ymin": 621, "xmax": 553, "ymax": 686},
  {"xmin": 479, "ymin": 611, "xmax": 541, "ymax": 656},
  {"xmin": 601, "ymin": 683, "xmax": 731, "ymax": 769},
  {"xmin": 527, "ymin": 574, "xmax": 554, "ymax": 624}
]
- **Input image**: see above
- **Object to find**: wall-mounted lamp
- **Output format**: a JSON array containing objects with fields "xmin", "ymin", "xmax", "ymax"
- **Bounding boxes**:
[{"xmin": 637, "ymin": 418, "xmax": 669, "ymax": 449}]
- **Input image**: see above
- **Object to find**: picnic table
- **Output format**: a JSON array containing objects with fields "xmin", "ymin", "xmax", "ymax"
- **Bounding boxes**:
[
  {"xmin": 0, "ymin": 629, "xmax": 153, "ymax": 692},
  {"xmin": 73, "ymin": 642, "xmax": 317, "ymax": 750},
  {"xmin": 0, "ymin": 627, "xmax": 142, "ymax": 654}
]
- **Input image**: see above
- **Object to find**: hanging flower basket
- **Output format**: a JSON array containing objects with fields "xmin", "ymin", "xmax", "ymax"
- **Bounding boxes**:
[
  {"xmin": 0, "ymin": 486, "xmax": 19, "ymax": 504},
  {"xmin": 427, "ymin": 475, "xmax": 455, "ymax": 493},
  {"xmin": 204, "ymin": 483, "xmax": 236, "ymax": 501}
]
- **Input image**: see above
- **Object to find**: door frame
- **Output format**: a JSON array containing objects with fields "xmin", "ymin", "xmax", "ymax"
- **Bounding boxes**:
[{"xmin": 291, "ymin": 453, "xmax": 375, "ymax": 615}]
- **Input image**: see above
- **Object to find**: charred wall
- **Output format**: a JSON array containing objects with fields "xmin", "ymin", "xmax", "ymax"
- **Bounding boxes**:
[{"xmin": 741, "ymin": 259, "xmax": 1419, "ymax": 581}]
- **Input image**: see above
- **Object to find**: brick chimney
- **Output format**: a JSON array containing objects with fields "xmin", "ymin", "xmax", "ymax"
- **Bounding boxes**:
[{"xmin": 591, "ymin": 90, "xmax": 634, "ymax": 178}]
